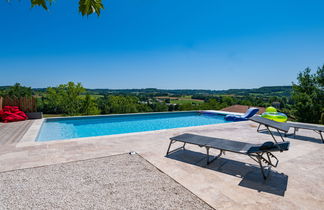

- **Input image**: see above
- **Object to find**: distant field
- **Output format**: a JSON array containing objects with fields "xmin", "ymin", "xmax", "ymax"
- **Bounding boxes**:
[
  {"xmin": 170, "ymin": 99, "xmax": 204, "ymax": 105},
  {"xmin": 155, "ymin": 96, "xmax": 204, "ymax": 105}
]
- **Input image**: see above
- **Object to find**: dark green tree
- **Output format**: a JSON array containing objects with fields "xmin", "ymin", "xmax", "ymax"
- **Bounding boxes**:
[
  {"xmin": 151, "ymin": 102, "xmax": 168, "ymax": 112},
  {"xmin": 292, "ymin": 66, "xmax": 324, "ymax": 124},
  {"xmin": 179, "ymin": 103, "xmax": 195, "ymax": 111},
  {"xmin": 97, "ymin": 95, "xmax": 151, "ymax": 114},
  {"xmin": 81, "ymin": 94, "xmax": 100, "ymax": 115},
  {"xmin": 5, "ymin": 83, "xmax": 32, "ymax": 97},
  {"xmin": 43, "ymin": 82, "xmax": 85, "ymax": 115},
  {"xmin": 200, "ymin": 99, "xmax": 223, "ymax": 110}
]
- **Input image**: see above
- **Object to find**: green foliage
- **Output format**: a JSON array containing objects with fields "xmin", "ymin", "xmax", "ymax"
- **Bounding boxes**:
[
  {"xmin": 79, "ymin": 0, "xmax": 104, "ymax": 16},
  {"xmin": 170, "ymin": 99, "xmax": 204, "ymax": 105},
  {"xmin": 59, "ymin": 82, "xmax": 85, "ymax": 115},
  {"xmin": 8, "ymin": 0, "xmax": 104, "ymax": 16},
  {"xmin": 97, "ymin": 95, "xmax": 152, "ymax": 114},
  {"xmin": 292, "ymin": 66, "xmax": 324, "ymax": 124},
  {"xmin": 178, "ymin": 103, "xmax": 195, "ymax": 111},
  {"xmin": 107, "ymin": 95, "xmax": 138, "ymax": 113},
  {"xmin": 320, "ymin": 113, "xmax": 324, "ymax": 124},
  {"xmin": 316, "ymin": 65, "xmax": 324, "ymax": 87},
  {"xmin": 151, "ymin": 102, "xmax": 169, "ymax": 112},
  {"xmin": 42, "ymin": 87, "xmax": 63, "ymax": 114},
  {"xmin": 1, "ymin": 83, "xmax": 32, "ymax": 97},
  {"xmin": 202, "ymin": 99, "xmax": 227, "ymax": 110},
  {"xmin": 30, "ymin": 0, "xmax": 54, "ymax": 10},
  {"xmin": 221, "ymin": 96, "xmax": 235, "ymax": 106},
  {"xmin": 42, "ymin": 82, "xmax": 86, "ymax": 115},
  {"xmin": 81, "ymin": 94, "xmax": 101, "ymax": 115}
]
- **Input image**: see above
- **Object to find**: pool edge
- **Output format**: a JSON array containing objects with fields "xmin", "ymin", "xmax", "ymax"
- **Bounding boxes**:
[
  {"xmin": 20, "ymin": 119, "xmax": 45, "ymax": 143},
  {"xmin": 19, "ymin": 110, "xmax": 239, "ymax": 144}
]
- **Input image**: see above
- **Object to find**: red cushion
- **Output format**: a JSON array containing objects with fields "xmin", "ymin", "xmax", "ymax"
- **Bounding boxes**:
[
  {"xmin": 0, "ymin": 106, "xmax": 28, "ymax": 123},
  {"xmin": 15, "ymin": 111, "xmax": 28, "ymax": 119}
]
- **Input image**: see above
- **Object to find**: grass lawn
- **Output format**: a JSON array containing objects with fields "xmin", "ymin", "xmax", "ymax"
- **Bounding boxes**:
[{"xmin": 43, "ymin": 114, "xmax": 66, "ymax": 118}]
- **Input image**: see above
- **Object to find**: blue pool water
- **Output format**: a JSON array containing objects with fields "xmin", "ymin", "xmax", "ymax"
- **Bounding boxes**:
[{"xmin": 37, "ymin": 112, "xmax": 231, "ymax": 141}]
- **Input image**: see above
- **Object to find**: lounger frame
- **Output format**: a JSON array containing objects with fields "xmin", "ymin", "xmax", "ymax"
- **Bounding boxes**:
[
  {"xmin": 252, "ymin": 116, "xmax": 324, "ymax": 143},
  {"xmin": 256, "ymin": 124, "xmax": 286, "ymax": 143},
  {"xmin": 166, "ymin": 134, "xmax": 286, "ymax": 180},
  {"xmin": 286, "ymin": 123, "xmax": 324, "ymax": 143}
]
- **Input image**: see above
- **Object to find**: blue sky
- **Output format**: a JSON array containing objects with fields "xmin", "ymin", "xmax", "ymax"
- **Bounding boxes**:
[{"xmin": 0, "ymin": 0, "xmax": 323, "ymax": 89}]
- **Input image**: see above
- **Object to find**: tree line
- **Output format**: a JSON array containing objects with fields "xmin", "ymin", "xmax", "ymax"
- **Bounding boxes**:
[{"xmin": 0, "ymin": 65, "xmax": 323, "ymax": 124}]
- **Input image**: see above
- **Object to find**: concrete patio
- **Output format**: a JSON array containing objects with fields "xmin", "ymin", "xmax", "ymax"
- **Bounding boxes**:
[{"xmin": 0, "ymin": 120, "xmax": 324, "ymax": 209}]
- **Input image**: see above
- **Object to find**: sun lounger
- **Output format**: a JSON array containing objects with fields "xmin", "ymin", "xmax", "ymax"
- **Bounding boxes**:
[
  {"xmin": 225, "ymin": 107, "xmax": 259, "ymax": 121},
  {"xmin": 285, "ymin": 122, "xmax": 324, "ymax": 143},
  {"xmin": 166, "ymin": 133, "xmax": 290, "ymax": 179},
  {"xmin": 251, "ymin": 116, "xmax": 324, "ymax": 143},
  {"xmin": 249, "ymin": 115, "xmax": 290, "ymax": 143}
]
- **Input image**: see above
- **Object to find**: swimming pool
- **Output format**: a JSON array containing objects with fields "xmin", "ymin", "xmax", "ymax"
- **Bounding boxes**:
[{"xmin": 37, "ymin": 112, "xmax": 231, "ymax": 141}]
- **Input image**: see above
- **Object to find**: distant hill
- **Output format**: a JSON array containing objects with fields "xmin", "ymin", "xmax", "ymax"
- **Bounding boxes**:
[
  {"xmin": 214, "ymin": 86, "xmax": 292, "ymax": 97},
  {"xmin": 0, "ymin": 86, "xmax": 293, "ymax": 97},
  {"xmin": 84, "ymin": 86, "xmax": 292, "ymax": 97},
  {"xmin": 0, "ymin": 86, "xmax": 10, "ymax": 90}
]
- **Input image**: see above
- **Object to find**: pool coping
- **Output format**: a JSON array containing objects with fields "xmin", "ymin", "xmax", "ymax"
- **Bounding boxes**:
[
  {"xmin": 19, "ymin": 110, "xmax": 243, "ymax": 144},
  {"xmin": 20, "ymin": 119, "xmax": 44, "ymax": 143}
]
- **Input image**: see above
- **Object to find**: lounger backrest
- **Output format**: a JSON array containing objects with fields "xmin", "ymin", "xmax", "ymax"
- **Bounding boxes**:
[
  {"xmin": 242, "ymin": 108, "xmax": 259, "ymax": 118},
  {"xmin": 247, "ymin": 141, "xmax": 290, "ymax": 153},
  {"xmin": 250, "ymin": 116, "xmax": 290, "ymax": 133}
]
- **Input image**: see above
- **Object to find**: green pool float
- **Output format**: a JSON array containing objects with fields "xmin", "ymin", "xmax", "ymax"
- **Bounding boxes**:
[
  {"xmin": 261, "ymin": 107, "xmax": 288, "ymax": 122},
  {"xmin": 265, "ymin": 106, "xmax": 277, "ymax": 113}
]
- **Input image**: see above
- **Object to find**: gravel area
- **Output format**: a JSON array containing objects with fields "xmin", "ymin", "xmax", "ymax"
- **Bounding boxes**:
[{"xmin": 0, "ymin": 153, "xmax": 213, "ymax": 210}]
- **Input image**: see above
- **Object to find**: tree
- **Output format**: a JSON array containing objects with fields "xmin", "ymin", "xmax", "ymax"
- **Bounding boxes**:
[
  {"xmin": 316, "ymin": 65, "xmax": 324, "ymax": 87},
  {"xmin": 4, "ymin": 83, "xmax": 32, "ymax": 97},
  {"xmin": 200, "ymin": 99, "xmax": 222, "ymax": 110},
  {"xmin": 179, "ymin": 103, "xmax": 195, "ymax": 111},
  {"xmin": 97, "ymin": 95, "xmax": 151, "ymax": 114},
  {"xmin": 81, "ymin": 94, "xmax": 100, "ymax": 115},
  {"xmin": 151, "ymin": 102, "xmax": 168, "ymax": 112},
  {"xmin": 59, "ymin": 82, "xmax": 85, "ymax": 115},
  {"xmin": 10, "ymin": 0, "xmax": 104, "ymax": 16},
  {"xmin": 292, "ymin": 66, "xmax": 324, "ymax": 124},
  {"xmin": 42, "ymin": 86, "xmax": 64, "ymax": 114},
  {"xmin": 316, "ymin": 65, "xmax": 324, "ymax": 124},
  {"xmin": 221, "ymin": 96, "xmax": 235, "ymax": 106},
  {"xmin": 43, "ymin": 82, "xmax": 86, "ymax": 115}
]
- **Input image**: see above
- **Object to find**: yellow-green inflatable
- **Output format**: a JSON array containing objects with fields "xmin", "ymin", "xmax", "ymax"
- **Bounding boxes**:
[
  {"xmin": 265, "ymin": 106, "xmax": 277, "ymax": 113},
  {"xmin": 261, "ymin": 107, "xmax": 288, "ymax": 122}
]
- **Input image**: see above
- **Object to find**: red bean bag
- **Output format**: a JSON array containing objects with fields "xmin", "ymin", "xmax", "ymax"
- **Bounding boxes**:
[
  {"xmin": 3, "ymin": 106, "xmax": 19, "ymax": 113},
  {"xmin": 0, "ymin": 106, "xmax": 28, "ymax": 123},
  {"xmin": 2, "ymin": 113, "xmax": 26, "ymax": 123},
  {"xmin": 15, "ymin": 111, "xmax": 28, "ymax": 119}
]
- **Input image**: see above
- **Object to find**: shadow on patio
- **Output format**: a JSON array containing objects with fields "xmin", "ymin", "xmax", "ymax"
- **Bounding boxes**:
[
  {"xmin": 166, "ymin": 149, "xmax": 288, "ymax": 196},
  {"xmin": 257, "ymin": 129, "xmax": 322, "ymax": 144}
]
